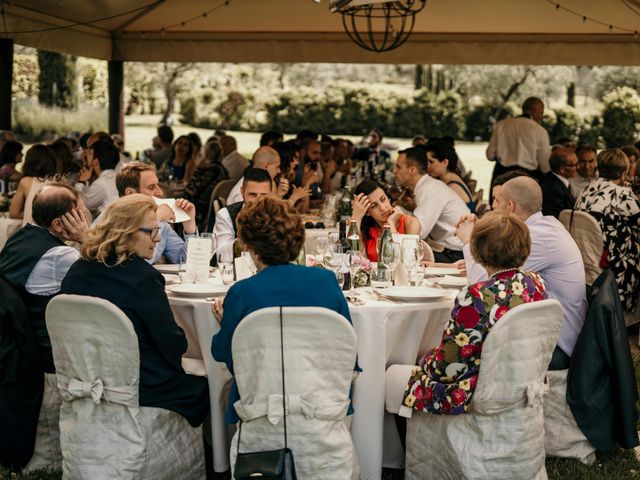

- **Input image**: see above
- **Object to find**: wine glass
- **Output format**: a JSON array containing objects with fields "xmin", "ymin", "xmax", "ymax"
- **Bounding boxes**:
[
  {"xmin": 315, "ymin": 235, "xmax": 329, "ymax": 260},
  {"xmin": 401, "ymin": 239, "xmax": 420, "ymax": 283},
  {"xmin": 325, "ymin": 243, "xmax": 344, "ymax": 274},
  {"xmin": 348, "ymin": 250, "xmax": 363, "ymax": 293},
  {"xmin": 200, "ymin": 232, "xmax": 217, "ymax": 264},
  {"xmin": 383, "ymin": 241, "xmax": 401, "ymax": 285}
]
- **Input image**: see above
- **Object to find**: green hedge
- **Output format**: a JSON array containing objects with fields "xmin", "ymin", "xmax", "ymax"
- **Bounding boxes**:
[{"xmin": 601, "ymin": 87, "xmax": 640, "ymax": 147}]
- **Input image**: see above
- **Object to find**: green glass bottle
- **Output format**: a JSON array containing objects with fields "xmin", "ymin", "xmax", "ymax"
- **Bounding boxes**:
[{"xmin": 347, "ymin": 220, "xmax": 360, "ymax": 252}]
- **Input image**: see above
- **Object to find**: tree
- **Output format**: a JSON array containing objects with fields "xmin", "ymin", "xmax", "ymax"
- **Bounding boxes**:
[{"xmin": 37, "ymin": 50, "xmax": 78, "ymax": 109}]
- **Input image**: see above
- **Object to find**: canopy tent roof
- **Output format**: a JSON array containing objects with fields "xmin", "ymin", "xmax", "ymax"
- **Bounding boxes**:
[{"xmin": 2, "ymin": 0, "xmax": 640, "ymax": 65}]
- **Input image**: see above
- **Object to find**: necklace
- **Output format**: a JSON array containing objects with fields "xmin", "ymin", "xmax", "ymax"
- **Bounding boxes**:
[{"xmin": 490, "ymin": 267, "xmax": 519, "ymax": 278}]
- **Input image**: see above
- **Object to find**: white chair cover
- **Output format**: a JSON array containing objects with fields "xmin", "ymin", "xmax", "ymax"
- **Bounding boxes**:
[
  {"xmin": 23, "ymin": 373, "xmax": 62, "ymax": 472},
  {"xmin": 393, "ymin": 299, "xmax": 563, "ymax": 480},
  {"xmin": 559, "ymin": 209, "xmax": 604, "ymax": 286},
  {"xmin": 543, "ymin": 369, "xmax": 596, "ymax": 464},
  {"xmin": 230, "ymin": 306, "xmax": 359, "ymax": 479},
  {"xmin": 46, "ymin": 294, "xmax": 205, "ymax": 480}
]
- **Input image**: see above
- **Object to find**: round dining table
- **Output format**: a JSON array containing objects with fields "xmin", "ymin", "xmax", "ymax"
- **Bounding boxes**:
[{"xmin": 166, "ymin": 272, "xmax": 458, "ymax": 479}]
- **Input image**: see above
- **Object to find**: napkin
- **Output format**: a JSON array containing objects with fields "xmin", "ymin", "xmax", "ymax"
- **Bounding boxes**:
[{"xmin": 153, "ymin": 198, "xmax": 190, "ymax": 223}]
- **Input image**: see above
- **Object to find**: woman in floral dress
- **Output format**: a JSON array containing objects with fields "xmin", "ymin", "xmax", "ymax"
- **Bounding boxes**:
[
  {"xmin": 575, "ymin": 148, "xmax": 640, "ymax": 313},
  {"xmin": 402, "ymin": 210, "xmax": 547, "ymax": 415}
]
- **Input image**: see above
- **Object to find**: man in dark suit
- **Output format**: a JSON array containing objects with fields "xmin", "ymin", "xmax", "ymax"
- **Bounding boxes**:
[{"xmin": 541, "ymin": 147, "xmax": 577, "ymax": 218}]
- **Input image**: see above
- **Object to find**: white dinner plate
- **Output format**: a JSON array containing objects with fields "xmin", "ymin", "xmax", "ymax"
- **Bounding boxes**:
[
  {"xmin": 432, "ymin": 275, "xmax": 468, "ymax": 288},
  {"xmin": 423, "ymin": 267, "xmax": 463, "ymax": 276},
  {"xmin": 166, "ymin": 283, "xmax": 228, "ymax": 298},
  {"xmin": 374, "ymin": 286, "xmax": 450, "ymax": 301}
]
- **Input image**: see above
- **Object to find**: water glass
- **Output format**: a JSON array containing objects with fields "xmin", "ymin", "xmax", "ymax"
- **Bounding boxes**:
[
  {"xmin": 200, "ymin": 232, "xmax": 217, "ymax": 262},
  {"xmin": 348, "ymin": 250, "xmax": 364, "ymax": 292},
  {"xmin": 315, "ymin": 236, "xmax": 329, "ymax": 258},
  {"xmin": 219, "ymin": 263, "xmax": 234, "ymax": 285}
]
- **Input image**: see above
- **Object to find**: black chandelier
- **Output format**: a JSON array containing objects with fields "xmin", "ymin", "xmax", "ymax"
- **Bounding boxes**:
[{"xmin": 330, "ymin": 0, "xmax": 427, "ymax": 53}]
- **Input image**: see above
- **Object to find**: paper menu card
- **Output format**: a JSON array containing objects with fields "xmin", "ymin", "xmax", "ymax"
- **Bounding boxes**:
[
  {"xmin": 186, "ymin": 237, "xmax": 212, "ymax": 279},
  {"xmin": 153, "ymin": 198, "xmax": 190, "ymax": 223}
]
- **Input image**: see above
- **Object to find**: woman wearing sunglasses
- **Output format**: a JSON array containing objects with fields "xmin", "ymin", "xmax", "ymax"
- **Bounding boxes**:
[{"xmin": 60, "ymin": 193, "xmax": 209, "ymax": 427}]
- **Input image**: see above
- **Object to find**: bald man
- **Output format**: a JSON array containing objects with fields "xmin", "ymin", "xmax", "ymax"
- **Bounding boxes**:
[
  {"xmin": 0, "ymin": 181, "xmax": 88, "ymax": 372},
  {"xmin": 226, "ymin": 146, "xmax": 281, "ymax": 204},
  {"xmin": 456, "ymin": 176, "xmax": 587, "ymax": 369}
]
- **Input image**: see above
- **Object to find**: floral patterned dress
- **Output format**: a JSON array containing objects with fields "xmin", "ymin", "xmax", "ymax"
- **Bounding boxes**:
[
  {"xmin": 574, "ymin": 177, "xmax": 640, "ymax": 312},
  {"xmin": 402, "ymin": 270, "xmax": 547, "ymax": 415}
]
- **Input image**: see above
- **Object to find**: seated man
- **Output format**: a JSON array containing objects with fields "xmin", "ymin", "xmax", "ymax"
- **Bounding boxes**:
[
  {"xmin": 115, "ymin": 162, "xmax": 198, "ymax": 264},
  {"xmin": 214, "ymin": 168, "xmax": 272, "ymax": 263},
  {"xmin": 0, "ymin": 181, "xmax": 88, "ymax": 373},
  {"xmin": 227, "ymin": 146, "xmax": 281, "ymax": 205},
  {"xmin": 541, "ymin": 146, "xmax": 577, "ymax": 218},
  {"xmin": 570, "ymin": 144, "xmax": 597, "ymax": 198},
  {"xmin": 393, "ymin": 146, "xmax": 470, "ymax": 262},
  {"xmin": 457, "ymin": 175, "xmax": 588, "ymax": 369},
  {"xmin": 77, "ymin": 139, "xmax": 120, "ymax": 217}
]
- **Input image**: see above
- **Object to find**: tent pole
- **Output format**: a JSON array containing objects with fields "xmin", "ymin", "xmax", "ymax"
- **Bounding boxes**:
[
  {"xmin": 108, "ymin": 60, "xmax": 124, "ymax": 136},
  {"xmin": 0, "ymin": 38, "xmax": 13, "ymax": 131}
]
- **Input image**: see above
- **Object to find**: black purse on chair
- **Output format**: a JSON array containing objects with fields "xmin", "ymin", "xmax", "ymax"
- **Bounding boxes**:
[{"xmin": 234, "ymin": 306, "xmax": 297, "ymax": 479}]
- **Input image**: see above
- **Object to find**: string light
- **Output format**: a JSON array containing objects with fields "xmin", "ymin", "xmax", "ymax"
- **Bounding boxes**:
[
  {"xmin": 0, "ymin": 1, "xmax": 162, "ymax": 35},
  {"xmin": 0, "ymin": 0, "xmax": 235, "ymax": 36},
  {"xmin": 545, "ymin": 0, "xmax": 639, "ymax": 34}
]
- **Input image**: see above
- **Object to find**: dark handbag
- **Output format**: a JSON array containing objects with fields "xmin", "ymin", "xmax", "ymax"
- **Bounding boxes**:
[{"xmin": 234, "ymin": 306, "xmax": 297, "ymax": 479}]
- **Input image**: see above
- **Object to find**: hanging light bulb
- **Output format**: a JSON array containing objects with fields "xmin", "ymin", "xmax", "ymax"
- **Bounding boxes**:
[{"xmin": 330, "ymin": 0, "xmax": 427, "ymax": 53}]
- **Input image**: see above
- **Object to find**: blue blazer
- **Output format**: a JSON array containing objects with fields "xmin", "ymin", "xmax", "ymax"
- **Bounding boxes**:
[{"xmin": 212, "ymin": 263, "xmax": 355, "ymax": 423}]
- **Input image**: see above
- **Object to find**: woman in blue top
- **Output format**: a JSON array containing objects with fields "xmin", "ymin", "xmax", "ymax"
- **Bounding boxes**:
[
  {"xmin": 211, "ymin": 195, "xmax": 357, "ymax": 424},
  {"xmin": 426, "ymin": 139, "xmax": 476, "ymax": 214}
]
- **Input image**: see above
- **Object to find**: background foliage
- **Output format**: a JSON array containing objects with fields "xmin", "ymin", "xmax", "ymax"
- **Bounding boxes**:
[{"xmin": 10, "ymin": 47, "xmax": 640, "ymax": 147}]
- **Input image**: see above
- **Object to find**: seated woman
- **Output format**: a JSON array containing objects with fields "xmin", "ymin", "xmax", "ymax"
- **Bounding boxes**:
[
  {"xmin": 426, "ymin": 139, "xmax": 476, "ymax": 213},
  {"xmin": 211, "ymin": 195, "xmax": 357, "ymax": 424},
  {"xmin": 9, "ymin": 145, "xmax": 57, "ymax": 224},
  {"xmin": 272, "ymin": 140, "xmax": 311, "ymax": 209},
  {"xmin": 60, "ymin": 194, "xmax": 209, "ymax": 427},
  {"xmin": 167, "ymin": 135, "xmax": 195, "ymax": 183},
  {"xmin": 575, "ymin": 148, "xmax": 640, "ymax": 312},
  {"xmin": 402, "ymin": 210, "xmax": 547, "ymax": 415},
  {"xmin": 352, "ymin": 179, "xmax": 420, "ymax": 262}
]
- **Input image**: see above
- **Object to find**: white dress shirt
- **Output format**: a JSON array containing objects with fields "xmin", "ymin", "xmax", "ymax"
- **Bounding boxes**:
[
  {"xmin": 213, "ymin": 206, "xmax": 236, "ymax": 263},
  {"xmin": 82, "ymin": 169, "xmax": 119, "ymax": 215},
  {"xmin": 569, "ymin": 175, "xmax": 593, "ymax": 199},
  {"xmin": 486, "ymin": 117, "xmax": 551, "ymax": 173},
  {"xmin": 413, "ymin": 174, "xmax": 470, "ymax": 251},
  {"xmin": 226, "ymin": 178, "xmax": 243, "ymax": 205},
  {"xmin": 464, "ymin": 211, "xmax": 587, "ymax": 356},
  {"xmin": 222, "ymin": 151, "xmax": 249, "ymax": 182},
  {"xmin": 25, "ymin": 244, "xmax": 80, "ymax": 295}
]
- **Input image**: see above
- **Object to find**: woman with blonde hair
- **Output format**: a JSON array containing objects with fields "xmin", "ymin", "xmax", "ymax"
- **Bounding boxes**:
[
  {"xmin": 402, "ymin": 210, "xmax": 547, "ymax": 416},
  {"xmin": 60, "ymin": 194, "xmax": 209, "ymax": 427}
]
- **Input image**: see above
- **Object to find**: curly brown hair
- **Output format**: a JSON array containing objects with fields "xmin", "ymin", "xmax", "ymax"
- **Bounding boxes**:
[{"xmin": 236, "ymin": 196, "xmax": 305, "ymax": 266}]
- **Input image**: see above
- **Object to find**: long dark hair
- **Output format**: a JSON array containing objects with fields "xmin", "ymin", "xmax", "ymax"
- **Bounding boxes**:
[
  {"xmin": 354, "ymin": 178, "xmax": 385, "ymax": 243},
  {"xmin": 170, "ymin": 135, "xmax": 194, "ymax": 164}
]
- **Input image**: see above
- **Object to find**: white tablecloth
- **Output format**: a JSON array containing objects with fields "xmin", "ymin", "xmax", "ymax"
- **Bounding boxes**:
[
  {"xmin": 168, "ymin": 285, "xmax": 454, "ymax": 477},
  {"xmin": 0, "ymin": 216, "xmax": 22, "ymax": 250}
]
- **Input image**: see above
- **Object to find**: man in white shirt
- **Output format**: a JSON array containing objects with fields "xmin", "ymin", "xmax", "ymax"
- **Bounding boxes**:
[
  {"xmin": 215, "ymin": 168, "xmax": 272, "ymax": 263},
  {"xmin": 78, "ymin": 139, "xmax": 120, "ymax": 217},
  {"xmin": 541, "ymin": 147, "xmax": 577, "ymax": 218},
  {"xmin": 486, "ymin": 97, "xmax": 551, "ymax": 195},
  {"xmin": 0, "ymin": 182, "xmax": 88, "ymax": 372},
  {"xmin": 569, "ymin": 144, "xmax": 597, "ymax": 198},
  {"xmin": 393, "ymin": 146, "xmax": 470, "ymax": 262},
  {"xmin": 457, "ymin": 175, "xmax": 587, "ymax": 369},
  {"xmin": 220, "ymin": 135, "xmax": 248, "ymax": 182},
  {"xmin": 227, "ymin": 146, "xmax": 282, "ymax": 204}
]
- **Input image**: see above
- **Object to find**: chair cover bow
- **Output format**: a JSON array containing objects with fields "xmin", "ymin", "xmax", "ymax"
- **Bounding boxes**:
[
  {"xmin": 525, "ymin": 377, "xmax": 549, "ymax": 408},
  {"xmin": 60, "ymin": 377, "xmax": 137, "ymax": 406},
  {"xmin": 234, "ymin": 394, "xmax": 350, "ymax": 425}
]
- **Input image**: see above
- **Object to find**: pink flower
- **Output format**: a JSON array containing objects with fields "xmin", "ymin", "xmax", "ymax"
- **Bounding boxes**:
[
  {"xmin": 414, "ymin": 385, "xmax": 425, "ymax": 400},
  {"xmin": 424, "ymin": 386, "xmax": 434, "ymax": 401},
  {"xmin": 495, "ymin": 305, "xmax": 509, "ymax": 320},
  {"xmin": 470, "ymin": 376, "xmax": 478, "ymax": 389},
  {"xmin": 441, "ymin": 400, "xmax": 452, "ymax": 414}
]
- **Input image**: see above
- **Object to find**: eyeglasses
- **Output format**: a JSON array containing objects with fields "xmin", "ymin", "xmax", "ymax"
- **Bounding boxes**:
[
  {"xmin": 564, "ymin": 163, "xmax": 578, "ymax": 168},
  {"xmin": 138, "ymin": 226, "xmax": 161, "ymax": 240}
]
